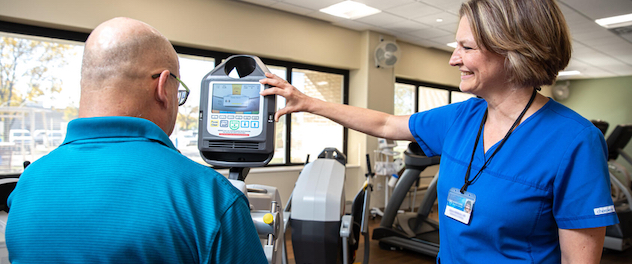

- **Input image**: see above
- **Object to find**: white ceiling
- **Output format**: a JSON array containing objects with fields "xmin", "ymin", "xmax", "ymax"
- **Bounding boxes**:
[{"xmin": 237, "ymin": 0, "xmax": 632, "ymax": 81}]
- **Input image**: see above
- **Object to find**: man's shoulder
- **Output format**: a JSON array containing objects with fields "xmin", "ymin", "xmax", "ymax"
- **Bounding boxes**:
[{"xmin": 168, "ymin": 154, "xmax": 247, "ymax": 203}]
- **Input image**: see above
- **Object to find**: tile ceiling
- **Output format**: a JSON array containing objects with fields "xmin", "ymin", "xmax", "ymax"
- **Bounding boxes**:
[{"xmin": 237, "ymin": 0, "xmax": 632, "ymax": 81}]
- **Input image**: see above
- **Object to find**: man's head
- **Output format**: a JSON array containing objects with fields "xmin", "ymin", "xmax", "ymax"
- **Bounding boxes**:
[{"xmin": 79, "ymin": 17, "xmax": 181, "ymax": 135}]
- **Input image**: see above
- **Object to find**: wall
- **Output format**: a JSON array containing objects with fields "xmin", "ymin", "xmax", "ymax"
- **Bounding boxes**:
[
  {"xmin": 396, "ymin": 41, "xmax": 460, "ymax": 87},
  {"xmin": 355, "ymin": 31, "xmax": 398, "ymax": 209},
  {"xmin": 560, "ymin": 76, "xmax": 632, "ymax": 171},
  {"xmin": 0, "ymin": 0, "xmax": 361, "ymax": 70}
]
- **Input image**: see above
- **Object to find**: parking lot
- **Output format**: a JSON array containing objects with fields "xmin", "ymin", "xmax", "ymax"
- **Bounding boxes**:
[{"xmin": 0, "ymin": 142, "xmax": 59, "ymax": 173}]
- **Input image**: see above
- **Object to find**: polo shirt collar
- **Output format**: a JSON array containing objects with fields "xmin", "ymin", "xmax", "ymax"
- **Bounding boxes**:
[{"xmin": 63, "ymin": 116, "xmax": 177, "ymax": 150}]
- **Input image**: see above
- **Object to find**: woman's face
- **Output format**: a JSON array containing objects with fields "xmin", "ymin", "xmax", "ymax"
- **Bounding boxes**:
[{"xmin": 449, "ymin": 16, "xmax": 507, "ymax": 97}]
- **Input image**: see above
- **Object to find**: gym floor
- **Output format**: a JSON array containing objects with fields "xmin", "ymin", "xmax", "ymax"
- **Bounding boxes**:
[{"xmin": 284, "ymin": 215, "xmax": 632, "ymax": 264}]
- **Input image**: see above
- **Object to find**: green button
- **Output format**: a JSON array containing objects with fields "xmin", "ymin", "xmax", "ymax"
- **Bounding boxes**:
[{"xmin": 229, "ymin": 120, "xmax": 240, "ymax": 130}]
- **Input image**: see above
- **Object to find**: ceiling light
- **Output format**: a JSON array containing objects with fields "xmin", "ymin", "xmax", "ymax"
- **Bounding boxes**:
[
  {"xmin": 595, "ymin": 13, "xmax": 632, "ymax": 28},
  {"xmin": 316, "ymin": 81, "xmax": 329, "ymax": 86},
  {"xmin": 436, "ymin": 18, "xmax": 443, "ymax": 22},
  {"xmin": 319, "ymin": 1, "xmax": 381, "ymax": 20},
  {"xmin": 558, "ymin": 70, "xmax": 580, "ymax": 76},
  {"xmin": 447, "ymin": 42, "xmax": 457, "ymax": 48}
]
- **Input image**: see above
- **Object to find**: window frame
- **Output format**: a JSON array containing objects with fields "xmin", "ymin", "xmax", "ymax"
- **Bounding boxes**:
[
  {"xmin": 259, "ymin": 58, "xmax": 349, "ymax": 166},
  {"xmin": 396, "ymin": 77, "xmax": 461, "ymax": 113},
  {"xmin": 0, "ymin": 20, "xmax": 349, "ymax": 171}
]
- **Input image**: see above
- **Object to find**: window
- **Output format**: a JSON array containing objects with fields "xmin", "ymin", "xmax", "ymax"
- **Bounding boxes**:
[
  {"xmin": 451, "ymin": 90, "xmax": 476, "ymax": 103},
  {"xmin": 290, "ymin": 69, "xmax": 344, "ymax": 163},
  {"xmin": 393, "ymin": 78, "xmax": 473, "ymax": 156},
  {"xmin": 396, "ymin": 78, "xmax": 473, "ymax": 113},
  {"xmin": 394, "ymin": 83, "xmax": 415, "ymax": 116},
  {"xmin": 267, "ymin": 66, "xmax": 288, "ymax": 164},
  {"xmin": 0, "ymin": 21, "xmax": 349, "ymax": 174},
  {"xmin": 0, "ymin": 31, "xmax": 83, "ymax": 174},
  {"xmin": 418, "ymin": 86, "xmax": 449, "ymax": 112},
  {"xmin": 169, "ymin": 54, "xmax": 215, "ymax": 164},
  {"xmin": 260, "ymin": 61, "xmax": 348, "ymax": 165}
]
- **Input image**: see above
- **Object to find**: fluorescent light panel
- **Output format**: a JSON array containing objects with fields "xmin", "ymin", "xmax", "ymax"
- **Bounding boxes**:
[
  {"xmin": 558, "ymin": 70, "xmax": 580, "ymax": 76},
  {"xmin": 320, "ymin": 1, "xmax": 381, "ymax": 20},
  {"xmin": 595, "ymin": 13, "xmax": 632, "ymax": 28}
]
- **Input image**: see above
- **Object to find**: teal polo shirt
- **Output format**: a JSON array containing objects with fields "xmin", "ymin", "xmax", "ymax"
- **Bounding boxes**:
[{"xmin": 6, "ymin": 116, "xmax": 266, "ymax": 264}]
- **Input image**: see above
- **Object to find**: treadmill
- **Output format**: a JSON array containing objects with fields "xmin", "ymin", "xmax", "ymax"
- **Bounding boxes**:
[
  {"xmin": 604, "ymin": 124, "xmax": 632, "ymax": 251},
  {"xmin": 372, "ymin": 142, "xmax": 441, "ymax": 257}
]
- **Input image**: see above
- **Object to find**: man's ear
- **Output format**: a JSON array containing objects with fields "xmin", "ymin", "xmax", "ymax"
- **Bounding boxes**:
[{"xmin": 155, "ymin": 70, "xmax": 170, "ymax": 108}]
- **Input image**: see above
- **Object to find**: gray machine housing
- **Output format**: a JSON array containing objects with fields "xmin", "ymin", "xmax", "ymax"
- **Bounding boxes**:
[
  {"xmin": 198, "ymin": 55, "xmax": 276, "ymax": 167},
  {"xmin": 290, "ymin": 148, "xmax": 347, "ymax": 264}
]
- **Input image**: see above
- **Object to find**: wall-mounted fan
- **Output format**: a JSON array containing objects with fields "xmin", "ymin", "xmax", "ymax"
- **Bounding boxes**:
[
  {"xmin": 375, "ymin": 40, "xmax": 401, "ymax": 68},
  {"xmin": 552, "ymin": 81, "xmax": 570, "ymax": 101}
]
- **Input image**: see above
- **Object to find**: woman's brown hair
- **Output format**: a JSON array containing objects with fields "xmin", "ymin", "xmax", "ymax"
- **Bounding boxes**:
[{"xmin": 460, "ymin": 0, "xmax": 572, "ymax": 88}]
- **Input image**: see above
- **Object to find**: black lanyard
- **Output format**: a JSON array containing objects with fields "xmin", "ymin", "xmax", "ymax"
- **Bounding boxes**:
[{"xmin": 460, "ymin": 88, "xmax": 537, "ymax": 193}]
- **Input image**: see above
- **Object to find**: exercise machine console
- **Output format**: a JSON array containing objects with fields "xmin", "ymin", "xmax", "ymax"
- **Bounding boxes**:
[
  {"xmin": 198, "ymin": 55, "xmax": 284, "ymax": 263},
  {"xmin": 199, "ymin": 55, "xmax": 276, "ymax": 170}
]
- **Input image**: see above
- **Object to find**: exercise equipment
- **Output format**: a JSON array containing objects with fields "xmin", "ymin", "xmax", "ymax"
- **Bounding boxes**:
[
  {"xmin": 603, "ymin": 124, "xmax": 632, "ymax": 252},
  {"xmin": 290, "ymin": 148, "xmax": 346, "ymax": 263},
  {"xmin": 198, "ymin": 55, "xmax": 373, "ymax": 264},
  {"xmin": 0, "ymin": 178, "xmax": 18, "ymax": 264},
  {"xmin": 591, "ymin": 119, "xmax": 609, "ymax": 135},
  {"xmin": 199, "ymin": 55, "xmax": 276, "ymax": 169},
  {"xmin": 0, "ymin": 162, "xmax": 23, "ymax": 264},
  {"xmin": 288, "ymin": 148, "xmax": 373, "ymax": 264},
  {"xmin": 372, "ymin": 142, "xmax": 441, "ymax": 257},
  {"xmin": 371, "ymin": 138, "xmax": 402, "ymax": 218},
  {"xmin": 198, "ymin": 55, "xmax": 284, "ymax": 263}
]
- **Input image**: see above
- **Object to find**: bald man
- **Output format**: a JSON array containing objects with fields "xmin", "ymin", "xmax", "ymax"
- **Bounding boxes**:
[{"xmin": 6, "ymin": 17, "xmax": 267, "ymax": 264}]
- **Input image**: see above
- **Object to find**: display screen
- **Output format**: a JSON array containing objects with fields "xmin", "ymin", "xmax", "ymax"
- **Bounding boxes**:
[
  {"xmin": 210, "ymin": 83, "xmax": 261, "ymax": 113},
  {"xmin": 207, "ymin": 82, "xmax": 264, "ymax": 138}
]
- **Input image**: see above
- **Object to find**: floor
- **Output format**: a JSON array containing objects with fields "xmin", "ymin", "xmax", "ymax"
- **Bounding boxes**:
[{"xmin": 284, "ymin": 216, "xmax": 632, "ymax": 264}]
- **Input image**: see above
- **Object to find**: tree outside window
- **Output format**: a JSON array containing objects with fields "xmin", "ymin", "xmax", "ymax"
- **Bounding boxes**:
[{"xmin": 0, "ymin": 33, "xmax": 81, "ymax": 173}]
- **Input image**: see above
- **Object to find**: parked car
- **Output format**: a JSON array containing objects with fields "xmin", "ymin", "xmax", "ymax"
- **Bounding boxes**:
[
  {"xmin": 10, "ymin": 129, "xmax": 32, "ymax": 145},
  {"xmin": 171, "ymin": 130, "xmax": 198, "ymax": 148},
  {"xmin": 183, "ymin": 131, "xmax": 198, "ymax": 146},
  {"xmin": 34, "ymin": 130, "xmax": 64, "ymax": 147},
  {"xmin": 9, "ymin": 129, "xmax": 32, "ymax": 151}
]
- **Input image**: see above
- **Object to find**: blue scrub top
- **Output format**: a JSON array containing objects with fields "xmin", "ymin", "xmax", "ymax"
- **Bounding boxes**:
[{"xmin": 409, "ymin": 98, "xmax": 618, "ymax": 263}]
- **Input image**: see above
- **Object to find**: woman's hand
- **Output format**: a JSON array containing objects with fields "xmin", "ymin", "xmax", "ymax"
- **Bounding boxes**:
[
  {"xmin": 260, "ymin": 72, "xmax": 413, "ymax": 141},
  {"xmin": 259, "ymin": 72, "xmax": 315, "ymax": 122}
]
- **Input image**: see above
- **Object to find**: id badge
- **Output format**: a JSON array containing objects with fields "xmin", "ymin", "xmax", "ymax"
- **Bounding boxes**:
[{"xmin": 445, "ymin": 187, "xmax": 476, "ymax": 225}]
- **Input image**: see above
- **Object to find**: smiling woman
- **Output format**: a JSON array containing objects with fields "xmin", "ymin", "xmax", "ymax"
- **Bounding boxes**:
[
  {"xmin": 449, "ymin": 17, "xmax": 509, "ymax": 97},
  {"xmin": 256, "ymin": 0, "xmax": 618, "ymax": 263}
]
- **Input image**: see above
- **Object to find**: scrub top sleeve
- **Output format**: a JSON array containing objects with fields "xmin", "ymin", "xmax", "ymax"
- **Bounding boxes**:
[
  {"xmin": 213, "ymin": 196, "xmax": 267, "ymax": 264},
  {"xmin": 553, "ymin": 126, "xmax": 619, "ymax": 229},
  {"xmin": 408, "ymin": 101, "xmax": 466, "ymax": 157}
]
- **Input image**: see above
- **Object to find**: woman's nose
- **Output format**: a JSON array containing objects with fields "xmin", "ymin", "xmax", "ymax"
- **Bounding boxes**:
[{"xmin": 449, "ymin": 48, "xmax": 462, "ymax": 67}]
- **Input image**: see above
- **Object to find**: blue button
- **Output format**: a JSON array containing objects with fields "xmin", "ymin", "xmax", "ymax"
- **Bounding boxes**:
[
  {"xmin": 241, "ymin": 121, "xmax": 249, "ymax": 128},
  {"xmin": 251, "ymin": 121, "xmax": 259, "ymax": 128}
]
